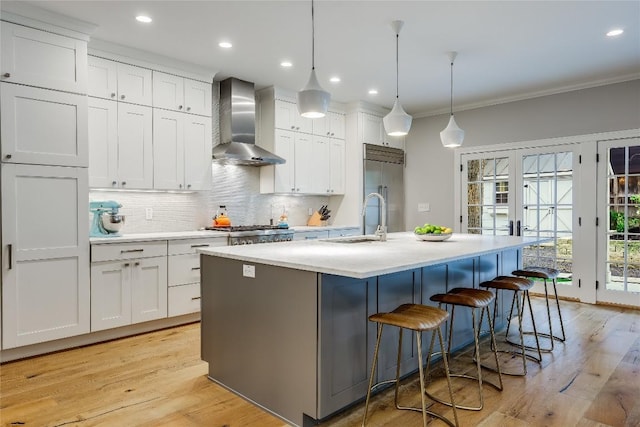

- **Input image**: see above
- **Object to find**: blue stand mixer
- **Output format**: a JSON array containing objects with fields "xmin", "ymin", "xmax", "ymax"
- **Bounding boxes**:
[{"xmin": 90, "ymin": 201, "xmax": 125, "ymax": 237}]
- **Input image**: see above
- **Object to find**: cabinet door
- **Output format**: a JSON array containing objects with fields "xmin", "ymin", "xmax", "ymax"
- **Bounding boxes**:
[
  {"xmin": 184, "ymin": 115, "xmax": 213, "ymax": 190},
  {"xmin": 1, "ymin": 164, "xmax": 89, "ymax": 349},
  {"xmin": 274, "ymin": 130, "xmax": 296, "ymax": 193},
  {"xmin": 327, "ymin": 112, "xmax": 345, "ymax": 139},
  {"xmin": 312, "ymin": 114, "xmax": 328, "ymax": 137},
  {"xmin": 153, "ymin": 109, "xmax": 184, "ymax": 190},
  {"xmin": 311, "ymin": 136, "xmax": 331, "ymax": 194},
  {"xmin": 361, "ymin": 113, "xmax": 384, "ymax": 145},
  {"xmin": 131, "ymin": 257, "xmax": 168, "ymax": 324},
  {"xmin": 88, "ymin": 98, "xmax": 118, "ymax": 188},
  {"xmin": 117, "ymin": 104, "xmax": 153, "ymax": 188},
  {"xmin": 184, "ymin": 78, "xmax": 212, "ymax": 116},
  {"xmin": 90, "ymin": 261, "xmax": 132, "ymax": 331},
  {"xmin": 152, "ymin": 71, "xmax": 184, "ymax": 112},
  {"xmin": 274, "ymin": 100, "xmax": 296, "ymax": 131},
  {"xmin": 116, "ymin": 63, "xmax": 152, "ymax": 106},
  {"xmin": 1, "ymin": 83, "xmax": 88, "ymax": 167},
  {"xmin": 294, "ymin": 133, "xmax": 314, "ymax": 193},
  {"xmin": 87, "ymin": 56, "xmax": 118, "ymax": 99},
  {"xmin": 1, "ymin": 21, "xmax": 87, "ymax": 94},
  {"xmin": 329, "ymin": 139, "xmax": 346, "ymax": 195}
]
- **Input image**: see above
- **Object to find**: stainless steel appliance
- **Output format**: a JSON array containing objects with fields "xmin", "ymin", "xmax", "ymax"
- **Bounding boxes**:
[
  {"xmin": 363, "ymin": 144, "xmax": 405, "ymax": 234},
  {"xmin": 206, "ymin": 225, "xmax": 294, "ymax": 245}
]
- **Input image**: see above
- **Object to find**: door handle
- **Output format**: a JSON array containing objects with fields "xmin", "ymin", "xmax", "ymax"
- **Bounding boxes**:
[
  {"xmin": 509, "ymin": 220, "xmax": 514, "ymax": 236},
  {"xmin": 516, "ymin": 220, "xmax": 522, "ymax": 236},
  {"xmin": 7, "ymin": 244, "xmax": 13, "ymax": 270}
]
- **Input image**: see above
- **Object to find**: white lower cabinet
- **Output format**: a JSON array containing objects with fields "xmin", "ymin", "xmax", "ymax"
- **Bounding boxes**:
[
  {"xmin": 167, "ymin": 237, "xmax": 227, "ymax": 316},
  {"xmin": 90, "ymin": 241, "xmax": 167, "ymax": 332},
  {"xmin": 1, "ymin": 164, "xmax": 89, "ymax": 349}
]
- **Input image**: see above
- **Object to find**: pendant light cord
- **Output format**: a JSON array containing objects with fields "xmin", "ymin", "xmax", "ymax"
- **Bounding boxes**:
[
  {"xmin": 449, "ymin": 60, "xmax": 454, "ymax": 116},
  {"xmin": 395, "ymin": 33, "xmax": 399, "ymax": 99},
  {"xmin": 311, "ymin": 0, "xmax": 315, "ymax": 70}
]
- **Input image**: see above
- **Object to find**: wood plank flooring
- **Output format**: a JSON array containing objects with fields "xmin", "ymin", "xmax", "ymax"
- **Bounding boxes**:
[{"xmin": 1, "ymin": 297, "xmax": 638, "ymax": 427}]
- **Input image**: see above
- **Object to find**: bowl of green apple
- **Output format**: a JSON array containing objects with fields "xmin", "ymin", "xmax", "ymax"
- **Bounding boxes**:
[{"xmin": 414, "ymin": 224, "xmax": 453, "ymax": 241}]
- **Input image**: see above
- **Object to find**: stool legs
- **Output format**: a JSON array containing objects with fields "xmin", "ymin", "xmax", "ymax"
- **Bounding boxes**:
[
  {"xmin": 362, "ymin": 323, "xmax": 459, "ymax": 427},
  {"xmin": 502, "ymin": 289, "xmax": 542, "ymax": 375},
  {"xmin": 540, "ymin": 277, "xmax": 566, "ymax": 348}
]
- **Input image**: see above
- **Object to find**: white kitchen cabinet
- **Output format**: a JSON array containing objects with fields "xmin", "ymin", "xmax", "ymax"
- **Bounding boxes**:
[
  {"xmin": 293, "ymin": 230, "xmax": 330, "ymax": 241},
  {"xmin": 1, "ymin": 83, "xmax": 88, "ymax": 167},
  {"xmin": 88, "ymin": 98, "xmax": 153, "ymax": 189},
  {"xmin": 329, "ymin": 139, "xmax": 346, "ymax": 195},
  {"xmin": 87, "ymin": 56, "xmax": 152, "ymax": 106},
  {"xmin": 359, "ymin": 112, "xmax": 404, "ymax": 150},
  {"xmin": 153, "ymin": 109, "xmax": 212, "ymax": 191},
  {"xmin": 310, "ymin": 136, "xmax": 331, "ymax": 194},
  {"xmin": 1, "ymin": 21, "xmax": 87, "ymax": 94},
  {"xmin": 152, "ymin": 71, "xmax": 212, "ymax": 116},
  {"xmin": 1, "ymin": 163, "xmax": 89, "ymax": 349},
  {"xmin": 272, "ymin": 129, "xmax": 315, "ymax": 193},
  {"xmin": 167, "ymin": 237, "xmax": 226, "ymax": 316},
  {"xmin": 90, "ymin": 241, "xmax": 168, "ymax": 332},
  {"xmin": 274, "ymin": 99, "xmax": 313, "ymax": 133},
  {"xmin": 313, "ymin": 111, "xmax": 346, "ymax": 139}
]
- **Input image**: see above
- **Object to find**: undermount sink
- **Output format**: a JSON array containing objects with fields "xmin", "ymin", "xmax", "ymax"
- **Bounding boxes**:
[{"xmin": 323, "ymin": 235, "xmax": 381, "ymax": 244}]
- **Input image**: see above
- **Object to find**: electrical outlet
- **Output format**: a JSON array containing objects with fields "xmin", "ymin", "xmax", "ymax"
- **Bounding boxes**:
[
  {"xmin": 243, "ymin": 264, "xmax": 255, "ymax": 278},
  {"xmin": 418, "ymin": 203, "xmax": 430, "ymax": 212},
  {"xmin": 145, "ymin": 207, "xmax": 153, "ymax": 220}
]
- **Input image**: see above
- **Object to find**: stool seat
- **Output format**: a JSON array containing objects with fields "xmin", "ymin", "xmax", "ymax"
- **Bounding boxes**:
[
  {"xmin": 512, "ymin": 267, "xmax": 559, "ymax": 280},
  {"xmin": 369, "ymin": 304, "xmax": 449, "ymax": 331},
  {"xmin": 430, "ymin": 288, "xmax": 495, "ymax": 308},
  {"xmin": 481, "ymin": 276, "xmax": 533, "ymax": 292}
]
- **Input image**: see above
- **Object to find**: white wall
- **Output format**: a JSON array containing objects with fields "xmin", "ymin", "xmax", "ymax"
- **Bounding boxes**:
[{"xmin": 405, "ymin": 80, "xmax": 640, "ymax": 230}]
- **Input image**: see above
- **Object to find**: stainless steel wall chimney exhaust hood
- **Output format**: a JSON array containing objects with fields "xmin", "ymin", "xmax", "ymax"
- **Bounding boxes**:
[{"xmin": 213, "ymin": 77, "xmax": 285, "ymax": 166}]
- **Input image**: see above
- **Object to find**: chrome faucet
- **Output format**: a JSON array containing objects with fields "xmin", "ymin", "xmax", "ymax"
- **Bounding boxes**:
[{"xmin": 362, "ymin": 192, "xmax": 387, "ymax": 241}]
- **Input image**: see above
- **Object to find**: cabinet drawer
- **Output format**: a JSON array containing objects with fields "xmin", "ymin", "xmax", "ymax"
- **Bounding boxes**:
[
  {"xmin": 168, "ymin": 253, "xmax": 201, "ymax": 286},
  {"xmin": 168, "ymin": 237, "xmax": 227, "ymax": 255},
  {"xmin": 328, "ymin": 228, "xmax": 360, "ymax": 238},
  {"xmin": 293, "ymin": 230, "xmax": 329, "ymax": 241},
  {"xmin": 91, "ymin": 241, "xmax": 167, "ymax": 262},
  {"xmin": 168, "ymin": 283, "xmax": 201, "ymax": 317}
]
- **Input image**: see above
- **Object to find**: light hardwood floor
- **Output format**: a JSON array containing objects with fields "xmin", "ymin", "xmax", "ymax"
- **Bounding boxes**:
[{"xmin": 1, "ymin": 297, "xmax": 638, "ymax": 427}]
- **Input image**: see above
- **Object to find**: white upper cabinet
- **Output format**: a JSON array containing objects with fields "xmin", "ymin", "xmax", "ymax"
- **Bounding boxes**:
[
  {"xmin": 153, "ymin": 109, "xmax": 212, "ymax": 191},
  {"xmin": 1, "ymin": 83, "xmax": 88, "ymax": 167},
  {"xmin": 88, "ymin": 98, "xmax": 118, "ymax": 187},
  {"xmin": 87, "ymin": 56, "xmax": 152, "ymax": 106},
  {"xmin": 313, "ymin": 111, "xmax": 346, "ymax": 139},
  {"xmin": 153, "ymin": 71, "xmax": 212, "ymax": 116},
  {"xmin": 329, "ymin": 139, "xmax": 346, "ymax": 195},
  {"xmin": 1, "ymin": 21, "xmax": 88, "ymax": 94},
  {"xmin": 360, "ymin": 112, "xmax": 404, "ymax": 150},
  {"xmin": 274, "ymin": 100, "xmax": 313, "ymax": 134}
]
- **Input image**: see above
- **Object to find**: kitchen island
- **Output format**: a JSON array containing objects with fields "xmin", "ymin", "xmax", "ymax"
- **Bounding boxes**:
[{"xmin": 199, "ymin": 232, "xmax": 540, "ymax": 426}]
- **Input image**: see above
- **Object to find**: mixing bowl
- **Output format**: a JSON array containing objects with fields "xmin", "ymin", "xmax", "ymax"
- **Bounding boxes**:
[{"xmin": 101, "ymin": 213, "xmax": 125, "ymax": 233}]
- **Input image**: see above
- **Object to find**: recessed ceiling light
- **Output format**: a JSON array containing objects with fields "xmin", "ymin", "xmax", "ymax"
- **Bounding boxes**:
[
  {"xmin": 330, "ymin": 76, "xmax": 341, "ymax": 83},
  {"xmin": 368, "ymin": 89, "xmax": 378, "ymax": 95},
  {"xmin": 281, "ymin": 61, "xmax": 293, "ymax": 68},
  {"xmin": 219, "ymin": 41, "xmax": 233, "ymax": 49},
  {"xmin": 606, "ymin": 28, "xmax": 624, "ymax": 37},
  {"xmin": 135, "ymin": 15, "xmax": 152, "ymax": 23}
]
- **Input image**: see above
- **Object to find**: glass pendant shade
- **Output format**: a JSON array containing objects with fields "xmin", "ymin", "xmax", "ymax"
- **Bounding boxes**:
[
  {"xmin": 297, "ymin": 69, "xmax": 330, "ymax": 118},
  {"xmin": 440, "ymin": 114, "xmax": 465, "ymax": 148},
  {"xmin": 383, "ymin": 99, "xmax": 412, "ymax": 136}
]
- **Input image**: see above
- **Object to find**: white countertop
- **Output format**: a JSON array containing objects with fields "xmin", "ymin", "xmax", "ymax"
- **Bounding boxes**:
[
  {"xmin": 90, "ymin": 230, "xmax": 228, "ymax": 244},
  {"xmin": 198, "ymin": 232, "xmax": 541, "ymax": 279}
]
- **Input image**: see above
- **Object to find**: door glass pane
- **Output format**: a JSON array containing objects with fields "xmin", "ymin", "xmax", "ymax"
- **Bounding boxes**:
[
  {"xmin": 605, "ymin": 145, "xmax": 640, "ymax": 293},
  {"xmin": 466, "ymin": 157, "xmax": 509, "ymax": 235},
  {"xmin": 521, "ymin": 152, "xmax": 574, "ymax": 286}
]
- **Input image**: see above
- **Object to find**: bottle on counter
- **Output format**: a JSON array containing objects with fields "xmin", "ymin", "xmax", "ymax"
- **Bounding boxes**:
[{"xmin": 277, "ymin": 207, "xmax": 288, "ymax": 228}]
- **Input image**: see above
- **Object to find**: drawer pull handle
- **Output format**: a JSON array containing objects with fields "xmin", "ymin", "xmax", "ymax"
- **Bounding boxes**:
[
  {"xmin": 3, "ymin": 73, "xmax": 11, "ymax": 78},
  {"xmin": 121, "ymin": 249, "xmax": 144, "ymax": 253},
  {"xmin": 191, "ymin": 267, "xmax": 201, "ymax": 270},
  {"xmin": 7, "ymin": 244, "xmax": 13, "ymax": 270},
  {"xmin": 124, "ymin": 263, "xmax": 130, "ymax": 267},
  {"xmin": 190, "ymin": 244, "xmax": 210, "ymax": 248},
  {"xmin": 191, "ymin": 297, "xmax": 201, "ymax": 300}
]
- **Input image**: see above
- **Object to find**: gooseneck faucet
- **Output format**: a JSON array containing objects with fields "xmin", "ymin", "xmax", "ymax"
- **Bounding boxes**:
[{"xmin": 362, "ymin": 192, "xmax": 387, "ymax": 241}]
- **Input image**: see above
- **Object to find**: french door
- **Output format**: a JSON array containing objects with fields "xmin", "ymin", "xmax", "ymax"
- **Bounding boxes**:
[
  {"xmin": 597, "ymin": 138, "xmax": 640, "ymax": 306},
  {"xmin": 461, "ymin": 144, "xmax": 590, "ymax": 302}
]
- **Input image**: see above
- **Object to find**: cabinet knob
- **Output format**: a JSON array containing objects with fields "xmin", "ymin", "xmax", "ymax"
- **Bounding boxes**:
[
  {"xmin": 5, "ymin": 154, "xmax": 12, "ymax": 159},
  {"xmin": 124, "ymin": 263, "xmax": 130, "ymax": 267},
  {"xmin": 326, "ymin": 132, "xmax": 330, "ymax": 136},
  {"xmin": 330, "ymin": 132, "xmax": 335, "ymax": 136},
  {"xmin": 121, "ymin": 181, "xmax": 126, "ymax": 186},
  {"xmin": 179, "ymin": 184, "xmax": 183, "ymax": 188},
  {"xmin": 296, "ymin": 188, "xmax": 300, "ymax": 192},
  {"xmin": 187, "ymin": 184, "xmax": 192, "ymax": 189},
  {"xmin": 186, "ymin": 106, "xmax": 191, "ymax": 111},
  {"xmin": 291, "ymin": 126, "xmax": 295, "ymax": 130},
  {"xmin": 134, "ymin": 262, "xmax": 140, "ymax": 266},
  {"xmin": 112, "ymin": 181, "xmax": 117, "ymax": 186},
  {"xmin": 120, "ymin": 95, "xmax": 126, "ymax": 100},
  {"xmin": 178, "ymin": 105, "xmax": 183, "ymax": 110},
  {"xmin": 2, "ymin": 73, "xmax": 10, "ymax": 78},
  {"xmin": 111, "ymin": 93, "xmax": 116, "ymax": 98},
  {"xmin": 291, "ymin": 188, "xmax": 295, "ymax": 191}
]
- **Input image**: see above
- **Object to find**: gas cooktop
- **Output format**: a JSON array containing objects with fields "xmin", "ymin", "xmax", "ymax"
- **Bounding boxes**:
[{"xmin": 205, "ymin": 225, "xmax": 289, "ymax": 232}]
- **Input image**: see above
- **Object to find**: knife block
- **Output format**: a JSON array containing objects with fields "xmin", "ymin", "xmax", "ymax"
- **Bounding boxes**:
[{"xmin": 307, "ymin": 211, "xmax": 324, "ymax": 226}]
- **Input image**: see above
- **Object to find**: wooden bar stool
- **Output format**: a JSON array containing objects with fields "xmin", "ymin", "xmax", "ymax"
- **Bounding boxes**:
[
  {"xmin": 512, "ymin": 267, "xmax": 566, "ymax": 351},
  {"xmin": 480, "ymin": 276, "xmax": 542, "ymax": 376},
  {"xmin": 425, "ymin": 288, "xmax": 503, "ymax": 411},
  {"xmin": 362, "ymin": 303, "xmax": 459, "ymax": 427}
]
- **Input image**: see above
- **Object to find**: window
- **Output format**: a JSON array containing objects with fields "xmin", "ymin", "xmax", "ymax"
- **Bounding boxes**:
[{"xmin": 495, "ymin": 181, "xmax": 509, "ymax": 204}]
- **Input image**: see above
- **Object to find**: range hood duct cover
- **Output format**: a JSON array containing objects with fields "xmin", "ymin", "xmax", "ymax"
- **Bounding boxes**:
[{"xmin": 213, "ymin": 77, "xmax": 285, "ymax": 166}]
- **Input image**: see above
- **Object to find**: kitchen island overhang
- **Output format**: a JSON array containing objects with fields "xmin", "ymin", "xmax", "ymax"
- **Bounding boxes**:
[{"xmin": 198, "ymin": 232, "xmax": 542, "ymax": 426}]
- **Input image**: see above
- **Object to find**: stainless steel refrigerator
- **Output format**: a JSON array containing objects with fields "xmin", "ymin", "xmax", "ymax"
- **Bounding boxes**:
[{"xmin": 363, "ymin": 144, "xmax": 405, "ymax": 234}]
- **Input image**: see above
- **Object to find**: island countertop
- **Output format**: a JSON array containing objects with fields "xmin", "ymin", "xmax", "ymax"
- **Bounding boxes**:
[{"xmin": 198, "ymin": 232, "xmax": 540, "ymax": 279}]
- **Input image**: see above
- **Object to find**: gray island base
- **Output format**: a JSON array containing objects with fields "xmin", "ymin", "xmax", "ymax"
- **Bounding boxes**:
[{"xmin": 199, "ymin": 232, "xmax": 541, "ymax": 426}]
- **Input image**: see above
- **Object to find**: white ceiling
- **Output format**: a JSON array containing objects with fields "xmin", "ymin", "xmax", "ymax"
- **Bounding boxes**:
[{"xmin": 8, "ymin": 0, "xmax": 640, "ymax": 116}]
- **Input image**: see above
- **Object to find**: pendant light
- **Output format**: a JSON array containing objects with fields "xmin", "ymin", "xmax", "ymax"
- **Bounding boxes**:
[
  {"xmin": 440, "ymin": 51, "xmax": 465, "ymax": 148},
  {"xmin": 383, "ymin": 20, "xmax": 412, "ymax": 136},
  {"xmin": 297, "ymin": 0, "xmax": 330, "ymax": 118}
]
